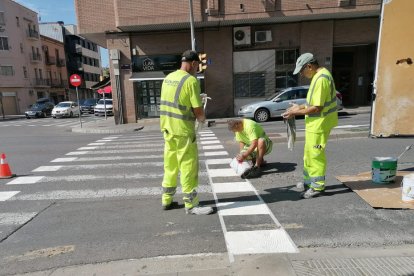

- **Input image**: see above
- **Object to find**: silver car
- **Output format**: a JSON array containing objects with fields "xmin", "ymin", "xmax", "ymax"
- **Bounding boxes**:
[{"xmin": 238, "ymin": 85, "xmax": 343, "ymax": 122}]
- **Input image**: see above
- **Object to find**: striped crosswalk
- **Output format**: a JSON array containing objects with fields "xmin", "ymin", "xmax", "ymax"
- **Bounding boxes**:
[
  {"xmin": 0, "ymin": 116, "xmax": 101, "ymax": 128},
  {"xmin": 0, "ymin": 129, "xmax": 298, "ymax": 260}
]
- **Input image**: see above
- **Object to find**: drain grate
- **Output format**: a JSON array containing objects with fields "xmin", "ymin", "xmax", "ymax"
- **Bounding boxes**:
[{"xmin": 292, "ymin": 256, "xmax": 414, "ymax": 276}]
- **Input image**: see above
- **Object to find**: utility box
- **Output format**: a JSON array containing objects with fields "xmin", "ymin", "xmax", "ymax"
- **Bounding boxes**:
[{"xmin": 370, "ymin": 0, "xmax": 414, "ymax": 137}]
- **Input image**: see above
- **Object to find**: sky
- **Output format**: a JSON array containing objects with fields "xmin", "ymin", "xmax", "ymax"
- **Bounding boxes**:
[{"xmin": 14, "ymin": 0, "xmax": 109, "ymax": 67}]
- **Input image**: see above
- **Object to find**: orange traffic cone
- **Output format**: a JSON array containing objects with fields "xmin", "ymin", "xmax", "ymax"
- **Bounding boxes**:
[{"xmin": 0, "ymin": 153, "xmax": 15, "ymax": 179}]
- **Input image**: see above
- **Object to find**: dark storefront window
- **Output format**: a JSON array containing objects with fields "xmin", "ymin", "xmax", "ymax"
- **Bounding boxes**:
[
  {"xmin": 234, "ymin": 72, "xmax": 266, "ymax": 98},
  {"xmin": 275, "ymin": 71, "xmax": 298, "ymax": 90},
  {"xmin": 276, "ymin": 49, "xmax": 300, "ymax": 65}
]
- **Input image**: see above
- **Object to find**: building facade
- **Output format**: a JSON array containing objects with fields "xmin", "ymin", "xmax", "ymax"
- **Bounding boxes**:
[
  {"xmin": 0, "ymin": 0, "xmax": 50, "ymax": 115},
  {"xmin": 39, "ymin": 22, "xmax": 102, "ymax": 101},
  {"xmin": 75, "ymin": 0, "xmax": 381, "ymax": 123}
]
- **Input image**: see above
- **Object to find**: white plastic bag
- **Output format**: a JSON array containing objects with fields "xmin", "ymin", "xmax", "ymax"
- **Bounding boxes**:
[{"xmin": 230, "ymin": 158, "xmax": 253, "ymax": 176}]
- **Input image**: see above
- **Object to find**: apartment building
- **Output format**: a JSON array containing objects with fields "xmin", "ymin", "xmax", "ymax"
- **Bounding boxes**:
[
  {"xmin": 75, "ymin": 0, "xmax": 381, "ymax": 123},
  {"xmin": 0, "ymin": 0, "xmax": 50, "ymax": 115},
  {"xmin": 39, "ymin": 22, "xmax": 102, "ymax": 101}
]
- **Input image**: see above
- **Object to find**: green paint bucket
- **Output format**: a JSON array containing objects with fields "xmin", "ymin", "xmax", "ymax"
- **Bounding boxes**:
[{"xmin": 371, "ymin": 157, "xmax": 397, "ymax": 184}]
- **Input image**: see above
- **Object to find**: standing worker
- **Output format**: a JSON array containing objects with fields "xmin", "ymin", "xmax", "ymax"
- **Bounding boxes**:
[
  {"xmin": 282, "ymin": 53, "xmax": 338, "ymax": 199},
  {"xmin": 160, "ymin": 50, "xmax": 213, "ymax": 215}
]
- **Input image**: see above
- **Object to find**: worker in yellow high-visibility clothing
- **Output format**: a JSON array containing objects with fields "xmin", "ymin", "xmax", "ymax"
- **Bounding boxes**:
[
  {"xmin": 160, "ymin": 50, "xmax": 213, "ymax": 215},
  {"xmin": 282, "ymin": 53, "xmax": 338, "ymax": 199}
]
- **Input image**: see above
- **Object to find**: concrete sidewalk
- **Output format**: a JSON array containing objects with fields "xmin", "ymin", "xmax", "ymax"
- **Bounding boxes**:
[{"xmin": 71, "ymin": 106, "xmax": 372, "ymax": 139}]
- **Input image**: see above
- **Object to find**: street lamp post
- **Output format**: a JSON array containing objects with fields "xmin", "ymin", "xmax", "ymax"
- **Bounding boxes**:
[{"xmin": 188, "ymin": 0, "xmax": 196, "ymax": 51}]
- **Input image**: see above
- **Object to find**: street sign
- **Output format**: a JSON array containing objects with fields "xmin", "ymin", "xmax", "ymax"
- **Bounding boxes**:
[{"xmin": 69, "ymin": 74, "xmax": 82, "ymax": 87}]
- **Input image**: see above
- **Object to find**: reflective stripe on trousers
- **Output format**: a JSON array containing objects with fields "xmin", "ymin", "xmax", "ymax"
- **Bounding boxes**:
[
  {"xmin": 161, "ymin": 131, "xmax": 199, "ymax": 208},
  {"xmin": 303, "ymin": 130, "xmax": 330, "ymax": 191}
]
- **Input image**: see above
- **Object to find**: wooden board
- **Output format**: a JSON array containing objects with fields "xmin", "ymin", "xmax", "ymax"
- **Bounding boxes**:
[{"xmin": 336, "ymin": 171, "xmax": 414, "ymax": 209}]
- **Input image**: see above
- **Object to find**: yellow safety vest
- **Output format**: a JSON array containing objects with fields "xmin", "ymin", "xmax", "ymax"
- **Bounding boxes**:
[
  {"xmin": 160, "ymin": 70, "xmax": 201, "ymax": 136},
  {"xmin": 305, "ymin": 68, "xmax": 338, "ymax": 133}
]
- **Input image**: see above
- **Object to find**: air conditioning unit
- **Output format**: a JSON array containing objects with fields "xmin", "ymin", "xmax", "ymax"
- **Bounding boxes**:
[
  {"xmin": 233, "ymin": 26, "xmax": 251, "ymax": 46},
  {"xmin": 255, "ymin": 30, "xmax": 272, "ymax": 43}
]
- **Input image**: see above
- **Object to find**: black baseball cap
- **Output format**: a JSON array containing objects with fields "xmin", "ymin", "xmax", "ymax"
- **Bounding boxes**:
[{"xmin": 181, "ymin": 50, "xmax": 200, "ymax": 62}]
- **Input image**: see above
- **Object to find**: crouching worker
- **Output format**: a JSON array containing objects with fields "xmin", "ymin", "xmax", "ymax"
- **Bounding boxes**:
[{"xmin": 228, "ymin": 119, "xmax": 273, "ymax": 179}]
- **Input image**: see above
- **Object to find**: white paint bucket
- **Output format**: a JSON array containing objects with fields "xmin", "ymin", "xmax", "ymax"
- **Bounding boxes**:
[{"xmin": 402, "ymin": 173, "xmax": 414, "ymax": 203}]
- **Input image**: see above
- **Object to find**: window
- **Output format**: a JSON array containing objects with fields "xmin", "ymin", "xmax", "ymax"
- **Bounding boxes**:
[
  {"xmin": 0, "ymin": 66, "xmax": 14, "ymax": 76},
  {"xmin": 0, "ymin": 12, "xmax": 5, "ymax": 25},
  {"xmin": 23, "ymin": 66, "xmax": 28, "ymax": 78},
  {"xmin": 234, "ymin": 72, "xmax": 266, "ymax": 98},
  {"xmin": 16, "ymin": 17, "xmax": 20, "ymax": 27},
  {"xmin": 276, "ymin": 49, "xmax": 299, "ymax": 65},
  {"xmin": 275, "ymin": 71, "xmax": 298, "ymax": 90},
  {"xmin": 0, "ymin": 37, "xmax": 9, "ymax": 50}
]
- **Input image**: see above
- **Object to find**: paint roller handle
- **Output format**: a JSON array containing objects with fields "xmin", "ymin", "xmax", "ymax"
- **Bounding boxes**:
[{"xmin": 397, "ymin": 144, "xmax": 413, "ymax": 160}]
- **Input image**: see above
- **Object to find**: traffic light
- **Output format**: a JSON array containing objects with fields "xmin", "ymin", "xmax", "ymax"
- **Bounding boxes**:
[{"xmin": 198, "ymin": 53, "xmax": 208, "ymax": 73}]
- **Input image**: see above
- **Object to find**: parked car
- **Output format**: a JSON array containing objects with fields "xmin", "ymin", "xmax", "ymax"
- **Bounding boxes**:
[
  {"xmin": 80, "ymin": 98, "xmax": 99, "ymax": 114},
  {"xmin": 51, "ymin": 101, "xmax": 80, "ymax": 118},
  {"xmin": 94, "ymin": 99, "xmax": 113, "ymax": 116},
  {"xmin": 238, "ymin": 85, "xmax": 344, "ymax": 122},
  {"xmin": 25, "ymin": 102, "xmax": 55, "ymax": 119}
]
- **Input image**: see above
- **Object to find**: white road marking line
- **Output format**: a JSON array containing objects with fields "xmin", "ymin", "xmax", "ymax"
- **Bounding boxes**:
[
  {"xmin": 87, "ymin": 143, "xmax": 164, "ymax": 149},
  {"xmin": 204, "ymin": 151, "xmax": 228, "ymax": 156},
  {"xmin": 77, "ymin": 147, "xmax": 98, "ymax": 150},
  {"xmin": 9, "ymin": 185, "xmax": 212, "ymax": 201},
  {"xmin": 66, "ymin": 151, "xmax": 89, "ymax": 155},
  {"xmin": 212, "ymin": 182, "xmax": 254, "ymax": 193},
  {"xmin": 205, "ymin": 158, "xmax": 232, "ymax": 165},
  {"xmin": 200, "ymin": 137, "xmax": 217, "ymax": 140},
  {"xmin": 199, "ymin": 134, "xmax": 216, "ymax": 137},
  {"xmin": 103, "ymin": 136, "xmax": 120, "ymax": 139},
  {"xmin": 41, "ymin": 125, "xmax": 52, "ymax": 126},
  {"xmin": 200, "ymin": 140, "xmax": 220, "ymax": 145},
  {"xmin": 0, "ymin": 191, "xmax": 20, "ymax": 201},
  {"xmin": 95, "ymin": 140, "xmax": 112, "ymax": 142},
  {"xmin": 51, "ymin": 157, "xmax": 78, "ymax": 162},
  {"xmin": 198, "ymin": 131, "xmax": 213, "ymax": 134},
  {"xmin": 0, "ymin": 212, "xmax": 37, "ymax": 225},
  {"xmin": 202, "ymin": 145, "xmax": 224, "ymax": 150},
  {"xmin": 225, "ymin": 230, "xmax": 298, "ymax": 254},
  {"xmin": 88, "ymin": 143, "xmax": 106, "ymax": 146},
  {"xmin": 7, "ymin": 176, "xmax": 44, "ymax": 185},
  {"xmin": 208, "ymin": 168, "xmax": 237, "ymax": 177},
  {"xmin": 32, "ymin": 166, "xmax": 62, "ymax": 172},
  {"xmin": 217, "ymin": 201, "xmax": 270, "ymax": 216}
]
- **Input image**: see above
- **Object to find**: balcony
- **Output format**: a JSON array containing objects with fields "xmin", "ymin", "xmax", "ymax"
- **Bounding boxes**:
[
  {"xmin": 56, "ymin": 58, "xmax": 66, "ymax": 67},
  {"xmin": 75, "ymin": 45, "xmax": 83, "ymax": 55},
  {"xmin": 32, "ymin": 78, "xmax": 50, "ymax": 87},
  {"xmin": 51, "ymin": 79, "xmax": 68, "ymax": 88},
  {"xmin": 27, "ymin": 29, "xmax": 39, "ymax": 40},
  {"xmin": 30, "ymin": 53, "xmax": 42, "ymax": 63},
  {"xmin": 45, "ymin": 56, "xmax": 56, "ymax": 65}
]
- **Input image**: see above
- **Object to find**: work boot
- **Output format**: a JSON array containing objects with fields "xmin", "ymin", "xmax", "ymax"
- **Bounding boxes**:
[
  {"xmin": 241, "ymin": 166, "xmax": 261, "ymax": 179},
  {"xmin": 162, "ymin": 202, "xmax": 177, "ymax": 210},
  {"xmin": 301, "ymin": 188, "xmax": 324, "ymax": 199},
  {"xmin": 185, "ymin": 205, "xmax": 214, "ymax": 215}
]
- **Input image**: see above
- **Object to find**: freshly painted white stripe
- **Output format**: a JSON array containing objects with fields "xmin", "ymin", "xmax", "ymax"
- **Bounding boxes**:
[
  {"xmin": 95, "ymin": 140, "xmax": 113, "ymax": 142},
  {"xmin": 77, "ymin": 147, "xmax": 97, "ymax": 150},
  {"xmin": 88, "ymin": 143, "xmax": 106, "ymax": 146},
  {"xmin": 208, "ymin": 168, "xmax": 237, "ymax": 177},
  {"xmin": 217, "ymin": 201, "xmax": 270, "ymax": 216},
  {"xmin": 103, "ymin": 136, "xmax": 120, "ymax": 139},
  {"xmin": 10, "ymin": 185, "xmax": 212, "ymax": 201},
  {"xmin": 51, "ymin": 157, "xmax": 78, "ymax": 162},
  {"xmin": 200, "ymin": 137, "xmax": 217, "ymax": 140},
  {"xmin": 66, "ymin": 151, "xmax": 89, "ymax": 155},
  {"xmin": 202, "ymin": 145, "xmax": 224, "ymax": 150},
  {"xmin": 32, "ymin": 166, "xmax": 62, "ymax": 172},
  {"xmin": 0, "ymin": 212, "xmax": 37, "ymax": 225},
  {"xmin": 0, "ymin": 191, "xmax": 20, "ymax": 201},
  {"xmin": 7, "ymin": 176, "xmax": 44, "ymax": 185},
  {"xmin": 28, "ymin": 125, "xmax": 36, "ymax": 127},
  {"xmin": 35, "ymin": 162, "xmax": 164, "ymax": 171},
  {"xmin": 204, "ymin": 151, "xmax": 228, "ymax": 156},
  {"xmin": 212, "ymin": 182, "xmax": 254, "ymax": 193},
  {"xmin": 205, "ymin": 158, "xmax": 232, "ymax": 165},
  {"xmin": 41, "ymin": 125, "xmax": 52, "ymax": 126},
  {"xmin": 225, "ymin": 230, "xmax": 298, "ymax": 254},
  {"xmin": 200, "ymin": 140, "xmax": 220, "ymax": 145},
  {"xmin": 87, "ymin": 143, "xmax": 164, "ymax": 149},
  {"xmin": 199, "ymin": 134, "xmax": 216, "ymax": 137},
  {"xmin": 198, "ymin": 131, "xmax": 213, "ymax": 134}
]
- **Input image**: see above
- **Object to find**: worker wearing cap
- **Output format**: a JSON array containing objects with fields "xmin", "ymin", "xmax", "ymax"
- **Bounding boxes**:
[
  {"xmin": 160, "ymin": 50, "xmax": 213, "ymax": 215},
  {"xmin": 282, "ymin": 53, "xmax": 338, "ymax": 199}
]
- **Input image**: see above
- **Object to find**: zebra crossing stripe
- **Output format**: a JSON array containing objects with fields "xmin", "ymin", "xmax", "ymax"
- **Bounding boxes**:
[
  {"xmin": 199, "ymin": 134, "xmax": 216, "ymax": 137},
  {"xmin": 66, "ymin": 148, "xmax": 164, "ymax": 155},
  {"xmin": 200, "ymin": 137, "xmax": 217, "ymax": 140},
  {"xmin": 51, "ymin": 157, "xmax": 78, "ymax": 162},
  {"xmin": 0, "ymin": 191, "xmax": 20, "ymax": 201},
  {"xmin": 32, "ymin": 162, "xmax": 164, "ymax": 171},
  {"xmin": 200, "ymin": 140, "xmax": 220, "ymax": 145},
  {"xmin": 212, "ymin": 182, "xmax": 254, "ymax": 193},
  {"xmin": 77, "ymin": 147, "xmax": 98, "ymax": 150},
  {"xmin": 88, "ymin": 143, "xmax": 106, "ymax": 146},
  {"xmin": 205, "ymin": 158, "xmax": 232, "ymax": 165},
  {"xmin": 86, "ymin": 143, "xmax": 164, "ymax": 149},
  {"xmin": 0, "ymin": 212, "xmax": 37, "ymax": 225},
  {"xmin": 7, "ymin": 176, "xmax": 44, "ymax": 185},
  {"xmin": 32, "ymin": 166, "xmax": 62, "ymax": 172},
  {"xmin": 208, "ymin": 168, "xmax": 237, "ymax": 177},
  {"xmin": 204, "ymin": 151, "xmax": 228, "ymax": 156},
  {"xmin": 202, "ymin": 145, "xmax": 224, "ymax": 150},
  {"xmin": 217, "ymin": 201, "xmax": 270, "ymax": 216},
  {"xmin": 66, "ymin": 151, "xmax": 89, "ymax": 155}
]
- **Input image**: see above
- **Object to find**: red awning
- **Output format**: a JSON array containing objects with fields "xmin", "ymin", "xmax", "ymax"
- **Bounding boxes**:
[{"xmin": 97, "ymin": 85, "xmax": 112, "ymax": 94}]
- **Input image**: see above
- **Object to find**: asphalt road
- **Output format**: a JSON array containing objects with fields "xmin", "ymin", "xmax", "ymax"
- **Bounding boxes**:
[{"xmin": 0, "ymin": 113, "xmax": 413, "ymax": 275}]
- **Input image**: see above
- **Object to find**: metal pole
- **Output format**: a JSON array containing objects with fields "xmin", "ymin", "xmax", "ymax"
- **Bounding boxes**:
[
  {"xmin": 103, "ymin": 91, "xmax": 107, "ymax": 120},
  {"xmin": 188, "ymin": 0, "xmax": 196, "ymax": 50},
  {"xmin": 75, "ymin": 87, "xmax": 82, "ymax": 128}
]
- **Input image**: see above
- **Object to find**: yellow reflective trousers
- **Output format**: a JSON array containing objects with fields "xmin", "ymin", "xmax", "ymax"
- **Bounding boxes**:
[
  {"xmin": 303, "ymin": 130, "xmax": 331, "ymax": 191},
  {"xmin": 162, "ymin": 131, "xmax": 199, "ymax": 209}
]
